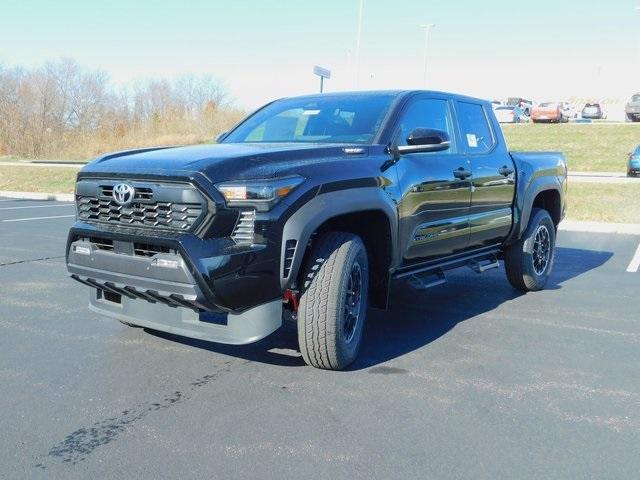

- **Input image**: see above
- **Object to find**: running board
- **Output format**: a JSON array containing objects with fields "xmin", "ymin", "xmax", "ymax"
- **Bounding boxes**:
[
  {"xmin": 394, "ymin": 246, "xmax": 501, "ymax": 280},
  {"xmin": 408, "ymin": 270, "xmax": 446, "ymax": 290},
  {"xmin": 470, "ymin": 256, "xmax": 500, "ymax": 274}
]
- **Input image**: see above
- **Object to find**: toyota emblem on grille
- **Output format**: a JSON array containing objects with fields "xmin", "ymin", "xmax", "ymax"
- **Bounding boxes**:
[{"xmin": 112, "ymin": 183, "xmax": 135, "ymax": 206}]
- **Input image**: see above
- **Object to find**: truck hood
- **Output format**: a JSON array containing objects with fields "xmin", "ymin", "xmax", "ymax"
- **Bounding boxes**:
[{"xmin": 81, "ymin": 143, "xmax": 371, "ymax": 182}]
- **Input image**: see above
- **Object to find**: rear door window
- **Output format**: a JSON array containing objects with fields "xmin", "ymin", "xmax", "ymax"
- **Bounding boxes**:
[{"xmin": 456, "ymin": 102, "xmax": 495, "ymax": 154}]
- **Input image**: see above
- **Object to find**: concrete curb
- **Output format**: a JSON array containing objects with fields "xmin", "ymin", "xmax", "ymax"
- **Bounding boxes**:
[
  {"xmin": 569, "ymin": 171, "xmax": 626, "ymax": 177},
  {"xmin": 560, "ymin": 220, "xmax": 640, "ymax": 235},
  {"xmin": 0, "ymin": 190, "xmax": 74, "ymax": 202},
  {"xmin": 0, "ymin": 161, "xmax": 83, "ymax": 168}
]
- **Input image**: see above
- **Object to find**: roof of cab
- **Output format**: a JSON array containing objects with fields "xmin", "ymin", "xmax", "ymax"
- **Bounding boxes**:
[{"xmin": 276, "ymin": 89, "xmax": 490, "ymax": 105}]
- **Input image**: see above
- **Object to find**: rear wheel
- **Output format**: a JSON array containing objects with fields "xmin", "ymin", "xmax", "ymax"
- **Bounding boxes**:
[
  {"xmin": 504, "ymin": 208, "xmax": 556, "ymax": 291},
  {"xmin": 297, "ymin": 232, "xmax": 368, "ymax": 370}
]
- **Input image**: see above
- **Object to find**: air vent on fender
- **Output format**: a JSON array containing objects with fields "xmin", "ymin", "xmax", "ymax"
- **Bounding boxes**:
[
  {"xmin": 283, "ymin": 239, "xmax": 297, "ymax": 278},
  {"xmin": 232, "ymin": 209, "xmax": 255, "ymax": 245}
]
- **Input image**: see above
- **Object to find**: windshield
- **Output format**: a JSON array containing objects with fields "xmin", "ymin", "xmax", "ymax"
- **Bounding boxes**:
[
  {"xmin": 539, "ymin": 102, "xmax": 558, "ymax": 108},
  {"xmin": 222, "ymin": 94, "xmax": 396, "ymax": 144},
  {"xmin": 631, "ymin": 95, "xmax": 640, "ymax": 102},
  {"xmin": 496, "ymin": 106, "xmax": 515, "ymax": 111}
]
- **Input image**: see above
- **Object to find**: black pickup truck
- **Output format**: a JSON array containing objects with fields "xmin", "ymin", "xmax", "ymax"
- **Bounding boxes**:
[{"xmin": 66, "ymin": 90, "xmax": 567, "ymax": 370}]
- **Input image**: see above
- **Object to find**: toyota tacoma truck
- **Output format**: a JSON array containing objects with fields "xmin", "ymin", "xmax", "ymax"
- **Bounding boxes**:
[{"xmin": 66, "ymin": 90, "xmax": 567, "ymax": 370}]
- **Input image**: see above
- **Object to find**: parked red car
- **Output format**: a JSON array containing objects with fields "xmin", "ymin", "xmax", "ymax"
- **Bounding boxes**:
[{"xmin": 531, "ymin": 102, "xmax": 566, "ymax": 123}]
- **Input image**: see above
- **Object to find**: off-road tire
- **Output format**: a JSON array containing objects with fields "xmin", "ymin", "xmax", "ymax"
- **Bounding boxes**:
[
  {"xmin": 504, "ymin": 208, "xmax": 556, "ymax": 291},
  {"xmin": 297, "ymin": 232, "xmax": 368, "ymax": 370}
]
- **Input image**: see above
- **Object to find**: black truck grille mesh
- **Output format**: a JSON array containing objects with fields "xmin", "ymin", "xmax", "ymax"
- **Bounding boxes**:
[
  {"xmin": 77, "ymin": 197, "xmax": 202, "ymax": 230},
  {"xmin": 75, "ymin": 181, "xmax": 207, "ymax": 232}
]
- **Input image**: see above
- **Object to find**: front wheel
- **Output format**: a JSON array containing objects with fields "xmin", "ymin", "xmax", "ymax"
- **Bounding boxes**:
[
  {"xmin": 297, "ymin": 232, "xmax": 369, "ymax": 370},
  {"xmin": 504, "ymin": 208, "xmax": 556, "ymax": 291}
]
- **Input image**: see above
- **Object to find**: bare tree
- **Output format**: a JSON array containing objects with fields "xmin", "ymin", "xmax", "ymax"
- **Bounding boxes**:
[{"xmin": 0, "ymin": 58, "xmax": 240, "ymax": 159}]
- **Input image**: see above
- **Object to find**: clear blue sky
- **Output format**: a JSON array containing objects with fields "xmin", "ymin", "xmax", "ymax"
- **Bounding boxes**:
[{"xmin": 1, "ymin": 0, "xmax": 638, "ymax": 108}]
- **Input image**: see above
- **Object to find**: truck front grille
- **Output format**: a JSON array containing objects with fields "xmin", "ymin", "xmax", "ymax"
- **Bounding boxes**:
[
  {"xmin": 75, "ymin": 179, "xmax": 209, "ymax": 232},
  {"xmin": 76, "ymin": 197, "xmax": 203, "ymax": 230}
]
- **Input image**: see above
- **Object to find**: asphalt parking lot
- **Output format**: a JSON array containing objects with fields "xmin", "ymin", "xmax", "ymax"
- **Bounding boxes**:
[{"xmin": 1, "ymin": 198, "xmax": 639, "ymax": 479}]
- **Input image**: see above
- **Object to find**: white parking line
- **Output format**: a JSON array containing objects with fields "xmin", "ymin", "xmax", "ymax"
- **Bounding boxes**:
[
  {"xmin": 1, "ymin": 214, "xmax": 75, "ymax": 223},
  {"xmin": 626, "ymin": 243, "xmax": 640, "ymax": 273},
  {"xmin": 0, "ymin": 204, "xmax": 74, "ymax": 211}
]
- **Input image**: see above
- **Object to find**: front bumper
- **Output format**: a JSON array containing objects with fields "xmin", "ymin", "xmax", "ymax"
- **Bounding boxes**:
[
  {"xmin": 67, "ymin": 217, "xmax": 284, "ymax": 312},
  {"xmin": 67, "ymin": 235, "xmax": 283, "ymax": 344},
  {"xmin": 68, "ymin": 238, "xmax": 207, "ymax": 309},
  {"xmin": 88, "ymin": 289, "xmax": 281, "ymax": 345}
]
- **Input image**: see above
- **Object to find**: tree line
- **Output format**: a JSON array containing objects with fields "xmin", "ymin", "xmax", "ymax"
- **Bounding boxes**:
[{"xmin": 0, "ymin": 58, "xmax": 244, "ymax": 159}]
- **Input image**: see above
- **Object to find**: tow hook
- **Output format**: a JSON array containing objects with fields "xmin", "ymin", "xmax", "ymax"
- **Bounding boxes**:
[{"xmin": 283, "ymin": 289, "xmax": 299, "ymax": 312}]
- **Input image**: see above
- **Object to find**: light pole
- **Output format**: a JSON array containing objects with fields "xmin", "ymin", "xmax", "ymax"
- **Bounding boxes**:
[
  {"xmin": 636, "ymin": 6, "xmax": 640, "ymax": 67},
  {"xmin": 354, "ymin": 0, "xmax": 364, "ymax": 88},
  {"xmin": 421, "ymin": 23, "xmax": 435, "ymax": 89}
]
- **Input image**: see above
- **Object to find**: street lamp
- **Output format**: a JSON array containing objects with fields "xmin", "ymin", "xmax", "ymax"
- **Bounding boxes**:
[
  {"xmin": 354, "ymin": 0, "xmax": 364, "ymax": 88},
  {"xmin": 636, "ymin": 6, "xmax": 640, "ymax": 66},
  {"xmin": 420, "ymin": 23, "xmax": 435, "ymax": 89}
]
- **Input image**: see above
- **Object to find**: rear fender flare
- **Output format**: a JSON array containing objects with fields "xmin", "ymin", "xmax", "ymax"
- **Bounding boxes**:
[{"xmin": 511, "ymin": 179, "xmax": 562, "ymax": 243}]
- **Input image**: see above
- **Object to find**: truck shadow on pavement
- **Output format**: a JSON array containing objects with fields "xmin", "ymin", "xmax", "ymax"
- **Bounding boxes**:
[{"xmin": 148, "ymin": 247, "xmax": 612, "ymax": 370}]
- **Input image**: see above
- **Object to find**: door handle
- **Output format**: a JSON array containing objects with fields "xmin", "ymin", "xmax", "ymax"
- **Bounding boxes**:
[
  {"xmin": 453, "ymin": 167, "xmax": 472, "ymax": 179},
  {"xmin": 498, "ymin": 165, "xmax": 514, "ymax": 176}
]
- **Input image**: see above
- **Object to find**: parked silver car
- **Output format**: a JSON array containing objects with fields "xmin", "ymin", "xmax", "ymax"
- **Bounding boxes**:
[{"xmin": 625, "ymin": 94, "xmax": 640, "ymax": 122}]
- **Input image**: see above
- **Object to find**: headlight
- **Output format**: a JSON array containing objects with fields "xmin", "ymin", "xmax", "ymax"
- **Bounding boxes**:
[{"xmin": 216, "ymin": 175, "xmax": 304, "ymax": 211}]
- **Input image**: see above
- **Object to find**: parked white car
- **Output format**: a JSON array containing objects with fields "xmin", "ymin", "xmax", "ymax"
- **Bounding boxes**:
[
  {"xmin": 494, "ymin": 105, "xmax": 530, "ymax": 123},
  {"xmin": 560, "ymin": 102, "xmax": 577, "ymax": 120}
]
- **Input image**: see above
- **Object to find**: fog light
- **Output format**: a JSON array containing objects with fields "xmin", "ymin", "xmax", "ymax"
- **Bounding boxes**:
[
  {"xmin": 74, "ymin": 245, "xmax": 91, "ymax": 256},
  {"xmin": 152, "ymin": 258, "xmax": 179, "ymax": 269}
]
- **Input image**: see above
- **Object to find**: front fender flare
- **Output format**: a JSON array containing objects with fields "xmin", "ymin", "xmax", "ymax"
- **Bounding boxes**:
[{"xmin": 279, "ymin": 187, "xmax": 398, "ymax": 289}]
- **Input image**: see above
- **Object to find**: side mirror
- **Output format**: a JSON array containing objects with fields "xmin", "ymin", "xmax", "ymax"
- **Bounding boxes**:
[
  {"xmin": 396, "ymin": 128, "xmax": 450, "ymax": 154},
  {"xmin": 216, "ymin": 131, "xmax": 228, "ymax": 143}
]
